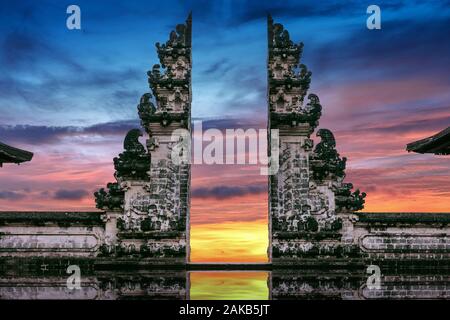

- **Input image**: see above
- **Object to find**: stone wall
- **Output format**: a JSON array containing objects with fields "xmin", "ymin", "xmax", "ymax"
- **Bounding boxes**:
[
  {"xmin": 0, "ymin": 212, "xmax": 106, "ymax": 258},
  {"xmin": 351, "ymin": 212, "xmax": 450, "ymax": 262}
]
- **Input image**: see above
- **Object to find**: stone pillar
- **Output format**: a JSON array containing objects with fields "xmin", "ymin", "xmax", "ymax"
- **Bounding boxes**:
[
  {"xmin": 137, "ymin": 13, "xmax": 192, "ymax": 262},
  {"xmin": 103, "ymin": 210, "xmax": 122, "ymax": 245},
  {"xmin": 267, "ymin": 16, "xmax": 366, "ymax": 263},
  {"xmin": 94, "ymin": 15, "xmax": 192, "ymax": 264}
]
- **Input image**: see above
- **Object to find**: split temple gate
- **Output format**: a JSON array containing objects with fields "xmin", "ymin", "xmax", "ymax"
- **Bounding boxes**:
[{"xmin": 0, "ymin": 15, "xmax": 449, "ymax": 299}]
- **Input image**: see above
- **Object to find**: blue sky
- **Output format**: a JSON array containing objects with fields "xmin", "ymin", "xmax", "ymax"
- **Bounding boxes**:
[{"xmin": 1, "ymin": 0, "xmax": 448, "ymax": 128}]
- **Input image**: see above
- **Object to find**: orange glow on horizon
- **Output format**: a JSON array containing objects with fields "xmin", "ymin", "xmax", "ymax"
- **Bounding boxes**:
[
  {"xmin": 362, "ymin": 192, "xmax": 450, "ymax": 213},
  {"xmin": 190, "ymin": 219, "xmax": 269, "ymax": 263}
]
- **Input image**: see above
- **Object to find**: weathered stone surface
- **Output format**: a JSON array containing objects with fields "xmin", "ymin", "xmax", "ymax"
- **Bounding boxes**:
[
  {"xmin": 268, "ymin": 16, "xmax": 366, "ymax": 261},
  {"xmin": 113, "ymin": 129, "xmax": 151, "ymax": 181},
  {"xmin": 351, "ymin": 212, "xmax": 450, "ymax": 261},
  {"xmin": 0, "ymin": 226, "xmax": 105, "ymax": 258},
  {"xmin": 130, "ymin": 14, "xmax": 192, "ymax": 258},
  {"xmin": 94, "ymin": 183, "xmax": 124, "ymax": 211}
]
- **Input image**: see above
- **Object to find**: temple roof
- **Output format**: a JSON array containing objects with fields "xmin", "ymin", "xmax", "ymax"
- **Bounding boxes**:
[
  {"xmin": 406, "ymin": 127, "xmax": 450, "ymax": 155},
  {"xmin": 0, "ymin": 141, "xmax": 34, "ymax": 167}
]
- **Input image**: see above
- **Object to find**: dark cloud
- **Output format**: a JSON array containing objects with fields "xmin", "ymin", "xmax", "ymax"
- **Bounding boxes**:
[
  {"xmin": 183, "ymin": 0, "xmax": 357, "ymax": 26},
  {"xmin": 0, "ymin": 191, "xmax": 27, "ymax": 200},
  {"xmin": 230, "ymin": 1, "xmax": 351, "ymax": 24},
  {"xmin": 83, "ymin": 120, "xmax": 141, "ymax": 136},
  {"xmin": 0, "ymin": 28, "xmax": 142, "ymax": 122},
  {"xmin": 336, "ymin": 113, "xmax": 450, "ymax": 136},
  {"xmin": 0, "ymin": 67, "xmax": 142, "ymax": 107},
  {"xmin": 0, "ymin": 116, "xmax": 267, "ymax": 147},
  {"xmin": 53, "ymin": 189, "xmax": 89, "ymax": 200},
  {"xmin": 0, "ymin": 120, "xmax": 140, "ymax": 145},
  {"xmin": 202, "ymin": 59, "xmax": 233, "ymax": 76},
  {"xmin": 113, "ymin": 89, "xmax": 141, "ymax": 100},
  {"xmin": 191, "ymin": 185, "xmax": 266, "ymax": 199},
  {"xmin": 309, "ymin": 17, "xmax": 450, "ymax": 82},
  {"xmin": 0, "ymin": 125, "xmax": 70, "ymax": 144},
  {"xmin": 1, "ymin": 30, "xmax": 83, "ymax": 71},
  {"xmin": 194, "ymin": 117, "xmax": 266, "ymax": 130}
]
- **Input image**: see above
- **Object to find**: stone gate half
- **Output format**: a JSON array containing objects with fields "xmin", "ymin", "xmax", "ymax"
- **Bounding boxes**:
[
  {"xmin": 93, "ymin": 13, "xmax": 192, "ymax": 263},
  {"xmin": 267, "ymin": 16, "xmax": 450, "ymax": 266}
]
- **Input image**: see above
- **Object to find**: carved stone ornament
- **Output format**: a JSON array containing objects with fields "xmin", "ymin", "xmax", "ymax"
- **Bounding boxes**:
[{"xmin": 113, "ymin": 129, "xmax": 151, "ymax": 181}]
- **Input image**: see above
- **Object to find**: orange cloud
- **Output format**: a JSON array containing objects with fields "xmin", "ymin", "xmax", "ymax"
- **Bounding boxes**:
[{"xmin": 190, "ymin": 219, "xmax": 268, "ymax": 263}]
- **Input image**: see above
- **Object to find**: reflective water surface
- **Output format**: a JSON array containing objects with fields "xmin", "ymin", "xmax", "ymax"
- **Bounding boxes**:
[
  {"xmin": 190, "ymin": 272, "xmax": 269, "ymax": 300},
  {"xmin": 1, "ymin": 266, "xmax": 449, "ymax": 299}
]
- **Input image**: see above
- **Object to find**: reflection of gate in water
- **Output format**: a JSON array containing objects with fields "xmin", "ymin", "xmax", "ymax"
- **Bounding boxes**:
[{"xmin": 1, "ymin": 268, "xmax": 449, "ymax": 300}]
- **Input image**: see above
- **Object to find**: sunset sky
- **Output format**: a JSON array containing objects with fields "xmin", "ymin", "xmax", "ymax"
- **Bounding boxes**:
[{"xmin": 0, "ymin": 0, "xmax": 449, "ymax": 263}]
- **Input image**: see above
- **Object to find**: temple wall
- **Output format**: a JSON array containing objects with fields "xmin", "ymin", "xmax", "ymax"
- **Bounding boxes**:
[
  {"xmin": 1, "ymin": 211, "xmax": 448, "ymax": 263},
  {"xmin": 0, "ymin": 226, "xmax": 104, "ymax": 258},
  {"xmin": 0, "ymin": 212, "xmax": 106, "ymax": 258},
  {"xmin": 349, "ymin": 213, "xmax": 450, "ymax": 261}
]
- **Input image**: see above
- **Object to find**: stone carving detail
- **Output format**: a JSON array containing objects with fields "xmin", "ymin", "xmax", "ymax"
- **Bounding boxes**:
[
  {"xmin": 104, "ymin": 14, "xmax": 192, "ymax": 259},
  {"xmin": 144, "ymin": 159, "xmax": 185, "ymax": 232},
  {"xmin": 140, "ymin": 240, "xmax": 186, "ymax": 258},
  {"xmin": 268, "ymin": 16, "xmax": 366, "ymax": 260},
  {"xmin": 137, "ymin": 93, "xmax": 156, "ymax": 133},
  {"xmin": 268, "ymin": 16, "xmax": 318, "ymax": 130},
  {"xmin": 0, "ymin": 234, "xmax": 99, "ymax": 251},
  {"xmin": 2, "ymin": 14, "xmax": 450, "ymax": 269},
  {"xmin": 99, "ymin": 239, "xmax": 186, "ymax": 258},
  {"xmin": 272, "ymin": 240, "xmax": 360, "ymax": 258},
  {"xmin": 127, "ymin": 14, "xmax": 191, "ymax": 257},
  {"xmin": 146, "ymin": 14, "xmax": 191, "ymax": 117},
  {"xmin": 361, "ymin": 234, "xmax": 450, "ymax": 252},
  {"xmin": 94, "ymin": 182, "xmax": 124, "ymax": 211},
  {"xmin": 94, "ymin": 128, "xmax": 149, "ymax": 213},
  {"xmin": 114, "ymin": 129, "xmax": 150, "ymax": 181},
  {"xmin": 311, "ymin": 129, "xmax": 347, "ymax": 181},
  {"xmin": 335, "ymin": 183, "xmax": 366, "ymax": 212}
]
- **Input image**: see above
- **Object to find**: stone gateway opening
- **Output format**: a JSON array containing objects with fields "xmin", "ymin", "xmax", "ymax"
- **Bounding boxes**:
[{"xmin": 0, "ymin": 15, "xmax": 449, "ymax": 271}]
